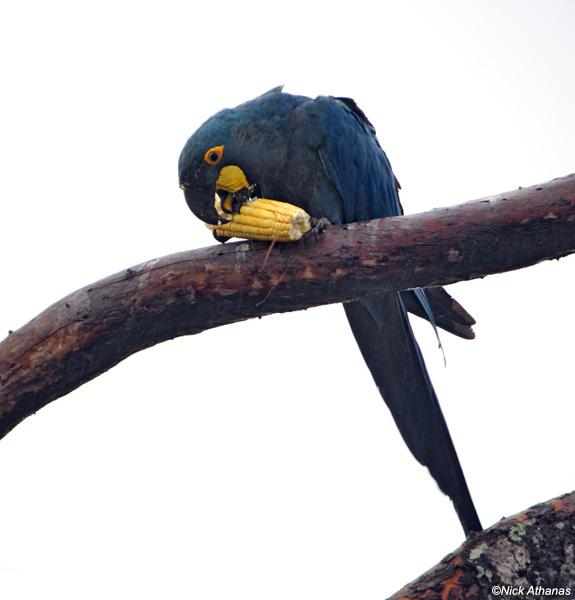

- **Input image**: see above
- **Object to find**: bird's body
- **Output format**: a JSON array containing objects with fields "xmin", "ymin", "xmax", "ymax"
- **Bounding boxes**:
[
  {"xmin": 179, "ymin": 87, "xmax": 482, "ymax": 536},
  {"xmin": 179, "ymin": 89, "xmax": 400, "ymax": 226}
]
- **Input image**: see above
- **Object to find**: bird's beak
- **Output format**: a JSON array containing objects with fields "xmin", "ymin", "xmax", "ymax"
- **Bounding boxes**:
[
  {"xmin": 181, "ymin": 184, "xmax": 221, "ymax": 225},
  {"xmin": 182, "ymin": 165, "xmax": 311, "ymax": 243},
  {"xmin": 180, "ymin": 165, "xmax": 251, "ymax": 225}
]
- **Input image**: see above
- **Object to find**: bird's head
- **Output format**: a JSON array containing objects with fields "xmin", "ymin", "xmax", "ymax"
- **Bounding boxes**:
[{"xmin": 178, "ymin": 112, "xmax": 254, "ymax": 225}]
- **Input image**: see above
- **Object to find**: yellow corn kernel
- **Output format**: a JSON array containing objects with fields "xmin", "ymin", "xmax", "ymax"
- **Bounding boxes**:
[{"xmin": 208, "ymin": 198, "xmax": 311, "ymax": 242}]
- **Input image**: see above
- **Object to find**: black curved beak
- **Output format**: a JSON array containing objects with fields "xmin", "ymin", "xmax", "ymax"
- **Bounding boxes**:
[{"xmin": 182, "ymin": 185, "xmax": 220, "ymax": 225}]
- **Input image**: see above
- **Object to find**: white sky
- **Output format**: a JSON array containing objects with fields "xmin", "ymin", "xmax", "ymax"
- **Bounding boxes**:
[{"xmin": 1, "ymin": 1, "xmax": 574, "ymax": 598}]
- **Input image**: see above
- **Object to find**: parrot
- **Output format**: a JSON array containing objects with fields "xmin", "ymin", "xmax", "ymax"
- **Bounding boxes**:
[{"xmin": 178, "ymin": 87, "xmax": 482, "ymax": 537}]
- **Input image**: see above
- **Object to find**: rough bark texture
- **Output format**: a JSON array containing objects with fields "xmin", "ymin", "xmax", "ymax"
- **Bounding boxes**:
[
  {"xmin": 1, "ymin": 174, "xmax": 575, "ymax": 440},
  {"xmin": 388, "ymin": 491, "xmax": 575, "ymax": 600}
]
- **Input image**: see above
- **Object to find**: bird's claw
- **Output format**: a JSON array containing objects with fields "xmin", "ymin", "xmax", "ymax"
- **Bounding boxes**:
[{"xmin": 308, "ymin": 216, "xmax": 331, "ymax": 240}]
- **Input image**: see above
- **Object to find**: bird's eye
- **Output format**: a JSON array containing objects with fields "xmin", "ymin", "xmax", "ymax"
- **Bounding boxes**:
[{"xmin": 204, "ymin": 145, "xmax": 224, "ymax": 165}]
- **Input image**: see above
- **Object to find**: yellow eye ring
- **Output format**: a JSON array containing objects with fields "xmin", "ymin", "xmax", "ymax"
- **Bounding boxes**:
[{"xmin": 204, "ymin": 145, "xmax": 224, "ymax": 165}]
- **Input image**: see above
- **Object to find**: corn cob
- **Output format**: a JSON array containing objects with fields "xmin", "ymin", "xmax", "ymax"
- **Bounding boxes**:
[{"xmin": 208, "ymin": 197, "xmax": 311, "ymax": 242}]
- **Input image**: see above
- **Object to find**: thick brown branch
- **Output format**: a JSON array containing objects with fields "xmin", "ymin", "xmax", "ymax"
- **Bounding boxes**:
[
  {"xmin": 387, "ymin": 491, "xmax": 575, "ymax": 599},
  {"xmin": 1, "ymin": 174, "xmax": 574, "ymax": 439}
]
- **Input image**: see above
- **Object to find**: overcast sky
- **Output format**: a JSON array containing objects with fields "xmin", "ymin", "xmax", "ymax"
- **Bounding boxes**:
[{"xmin": 1, "ymin": 1, "xmax": 574, "ymax": 598}]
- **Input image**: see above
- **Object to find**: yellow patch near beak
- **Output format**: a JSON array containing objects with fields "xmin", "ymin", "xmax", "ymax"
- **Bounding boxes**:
[{"xmin": 215, "ymin": 165, "xmax": 249, "ymax": 194}]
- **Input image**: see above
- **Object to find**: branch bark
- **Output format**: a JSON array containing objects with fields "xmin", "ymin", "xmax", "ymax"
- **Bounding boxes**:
[
  {"xmin": 387, "ymin": 491, "xmax": 575, "ymax": 599},
  {"xmin": 1, "ymin": 173, "xmax": 574, "ymax": 440}
]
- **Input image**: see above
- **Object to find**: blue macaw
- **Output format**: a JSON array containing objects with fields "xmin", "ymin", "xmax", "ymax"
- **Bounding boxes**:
[{"xmin": 178, "ymin": 87, "xmax": 482, "ymax": 536}]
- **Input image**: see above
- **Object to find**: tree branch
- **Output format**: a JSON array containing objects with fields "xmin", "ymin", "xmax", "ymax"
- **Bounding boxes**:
[
  {"xmin": 1, "ymin": 173, "xmax": 574, "ymax": 440},
  {"xmin": 387, "ymin": 491, "xmax": 575, "ymax": 599}
]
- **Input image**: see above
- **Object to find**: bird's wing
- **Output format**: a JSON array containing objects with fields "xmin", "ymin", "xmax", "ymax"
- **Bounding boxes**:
[
  {"xmin": 313, "ymin": 96, "xmax": 481, "ymax": 535},
  {"xmin": 315, "ymin": 96, "xmax": 403, "ymax": 223}
]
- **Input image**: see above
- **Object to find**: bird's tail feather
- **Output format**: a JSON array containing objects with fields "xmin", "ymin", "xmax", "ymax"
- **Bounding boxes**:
[
  {"xmin": 344, "ymin": 293, "xmax": 482, "ymax": 536},
  {"xmin": 401, "ymin": 287, "xmax": 476, "ymax": 340}
]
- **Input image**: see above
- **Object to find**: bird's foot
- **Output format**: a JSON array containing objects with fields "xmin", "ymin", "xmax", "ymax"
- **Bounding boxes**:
[{"xmin": 308, "ymin": 216, "xmax": 331, "ymax": 240}]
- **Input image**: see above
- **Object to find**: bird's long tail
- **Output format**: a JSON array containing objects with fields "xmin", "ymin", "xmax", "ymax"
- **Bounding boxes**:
[{"xmin": 344, "ymin": 292, "xmax": 482, "ymax": 537}]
